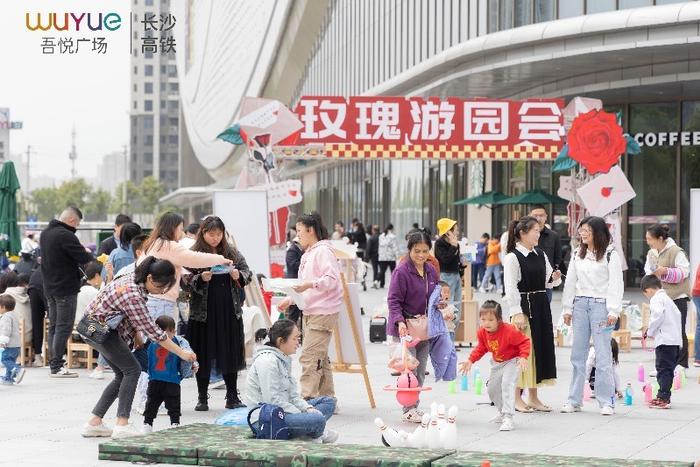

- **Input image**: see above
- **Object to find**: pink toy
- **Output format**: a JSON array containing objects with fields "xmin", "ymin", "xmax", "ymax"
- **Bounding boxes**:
[{"xmin": 384, "ymin": 337, "xmax": 432, "ymax": 407}]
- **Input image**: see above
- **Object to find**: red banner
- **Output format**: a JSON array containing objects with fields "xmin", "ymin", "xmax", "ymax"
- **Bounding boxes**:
[{"xmin": 294, "ymin": 96, "xmax": 565, "ymax": 149}]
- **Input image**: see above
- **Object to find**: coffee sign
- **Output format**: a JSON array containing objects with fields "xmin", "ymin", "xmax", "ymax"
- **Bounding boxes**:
[{"xmin": 633, "ymin": 131, "xmax": 700, "ymax": 147}]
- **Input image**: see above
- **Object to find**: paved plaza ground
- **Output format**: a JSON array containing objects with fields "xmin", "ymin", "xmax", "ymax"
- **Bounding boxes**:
[{"xmin": 1, "ymin": 286, "xmax": 699, "ymax": 466}]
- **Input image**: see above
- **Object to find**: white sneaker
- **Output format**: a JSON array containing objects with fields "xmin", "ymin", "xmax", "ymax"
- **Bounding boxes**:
[
  {"xmin": 320, "ymin": 428, "xmax": 338, "ymax": 444},
  {"xmin": 600, "ymin": 406, "xmax": 615, "ymax": 416},
  {"xmin": 561, "ymin": 403, "xmax": 582, "ymax": 413},
  {"xmin": 401, "ymin": 408, "xmax": 424, "ymax": 423},
  {"xmin": 33, "ymin": 355, "xmax": 44, "ymax": 368},
  {"xmin": 141, "ymin": 424, "xmax": 153, "ymax": 434},
  {"xmin": 209, "ymin": 379, "xmax": 226, "ymax": 390},
  {"xmin": 333, "ymin": 400, "xmax": 341, "ymax": 415},
  {"xmin": 89, "ymin": 369, "xmax": 104, "ymax": 380},
  {"xmin": 13, "ymin": 368, "xmax": 26, "ymax": 385},
  {"xmin": 50, "ymin": 367, "xmax": 78, "ymax": 378},
  {"xmin": 489, "ymin": 413, "xmax": 503, "ymax": 424},
  {"xmin": 111, "ymin": 424, "xmax": 142, "ymax": 439},
  {"xmin": 82, "ymin": 423, "xmax": 113, "ymax": 438},
  {"xmin": 499, "ymin": 416, "xmax": 514, "ymax": 431},
  {"xmin": 170, "ymin": 423, "xmax": 180, "ymax": 429}
]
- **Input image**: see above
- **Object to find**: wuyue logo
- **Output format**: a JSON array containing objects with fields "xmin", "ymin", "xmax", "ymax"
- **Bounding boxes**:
[{"xmin": 25, "ymin": 12, "xmax": 122, "ymax": 31}]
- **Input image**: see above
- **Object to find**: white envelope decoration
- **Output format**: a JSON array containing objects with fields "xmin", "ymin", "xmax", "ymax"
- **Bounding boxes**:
[
  {"xmin": 576, "ymin": 166, "xmax": 635, "ymax": 217},
  {"xmin": 266, "ymin": 179, "xmax": 303, "ymax": 212},
  {"xmin": 557, "ymin": 175, "xmax": 575, "ymax": 202}
]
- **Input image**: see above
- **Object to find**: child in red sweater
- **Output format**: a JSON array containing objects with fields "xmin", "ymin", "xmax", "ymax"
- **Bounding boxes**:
[{"xmin": 459, "ymin": 300, "xmax": 530, "ymax": 431}]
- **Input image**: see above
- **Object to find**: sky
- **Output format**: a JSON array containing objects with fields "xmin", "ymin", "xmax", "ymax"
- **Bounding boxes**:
[{"xmin": 0, "ymin": 0, "xmax": 131, "ymax": 181}]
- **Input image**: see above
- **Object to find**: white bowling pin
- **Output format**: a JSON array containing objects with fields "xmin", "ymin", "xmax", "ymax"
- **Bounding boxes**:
[
  {"xmin": 374, "ymin": 418, "xmax": 403, "ymax": 447},
  {"xmin": 442, "ymin": 406, "xmax": 458, "ymax": 450},
  {"xmin": 397, "ymin": 430, "xmax": 410, "ymax": 447},
  {"xmin": 426, "ymin": 414, "xmax": 442, "ymax": 449},
  {"xmin": 430, "ymin": 402, "xmax": 438, "ymax": 418},
  {"xmin": 411, "ymin": 413, "xmax": 430, "ymax": 449},
  {"xmin": 437, "ymin": 404, "xmax": 447, "ymax": 431}
]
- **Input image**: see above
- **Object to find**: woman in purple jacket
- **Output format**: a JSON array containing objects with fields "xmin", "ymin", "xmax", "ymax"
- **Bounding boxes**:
[{"xmin": 387, "ymin": 230, "xmax": 440, "ymax": 423}]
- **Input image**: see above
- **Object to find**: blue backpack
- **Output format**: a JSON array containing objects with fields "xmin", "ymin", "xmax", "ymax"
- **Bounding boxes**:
[{"xmin": 247, "ymin": 404, "xmax": 290, "ymax": 440}]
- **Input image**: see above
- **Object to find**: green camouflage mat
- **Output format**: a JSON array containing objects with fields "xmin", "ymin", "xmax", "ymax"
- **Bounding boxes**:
[
  {"xmin": 304, "ymin": 444, "xmax": 454, "ymax": 467},
  {"xmin": 98, "ymin": 423, "xmax": 252, "ymax": 464},
  {"xmin": 198, "ymin": 437, "xmax": 453, "ymax": 467},
  {"xmin": 433, "ymin": 451, "xmax": 692, "ymax": 467},
  {"xmin": 198, "ymin": 438, "xmax": 309, "ymax": 466}
]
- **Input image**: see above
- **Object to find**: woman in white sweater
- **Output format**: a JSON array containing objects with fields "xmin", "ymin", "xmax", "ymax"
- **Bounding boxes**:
[{"xmin": 561, "ymin": 216, "xmax": 624, "ymax": 416}]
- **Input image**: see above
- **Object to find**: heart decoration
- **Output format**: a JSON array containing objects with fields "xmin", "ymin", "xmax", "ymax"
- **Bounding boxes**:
[
  {"xmin": 600, "ymin": 187, "xmax": 613, "ymax": 198},
  {"xmin": 289, "ymin": 190, "xmax": 298, "ymax": 197}
]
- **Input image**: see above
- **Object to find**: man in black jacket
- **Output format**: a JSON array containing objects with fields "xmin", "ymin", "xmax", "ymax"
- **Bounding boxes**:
[
  {"xmin": 40, "ymin": 206, "xmax": 94, "ymax": 377},
  {"xmin": 365, "ymin": 225, "xmax": 380, "ymax": 289},
  {"xmin": 97, "ymin": 213, "xmax": 132, "ymax": 256},
  {"xmin": 530, "ymin": 205, "xmax": 562, "ymax": 303}
]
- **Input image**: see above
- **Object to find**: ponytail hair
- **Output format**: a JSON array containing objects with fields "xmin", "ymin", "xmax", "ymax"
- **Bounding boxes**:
[
  {"xmin": 296, "ymin": 212, "xmax": 329, "ymax": 241},
  {"xmin": 134, "ymin": 256, "xmax": 176, "ymax": 291},
  {"xmin": 507, "ymin": 216, "xmax": 539, "ymax": 253},
  {"xmin": 383, "ymin": 223, "xmax": 394, "ymax": 236},
  {"xmin": 646, "ymin": 223, "xmax": 670, "ymax": 241},
  {"xmin": 256, "ymin": 319, "xmax": 297, "ymax": 348}
]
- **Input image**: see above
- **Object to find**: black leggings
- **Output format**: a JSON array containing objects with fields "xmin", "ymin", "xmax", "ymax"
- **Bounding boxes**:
[
  {"xmin": 674, "ymin": 298, "xmax": 689, "ymax": 369},
  {"xmin": 28, "ymin": 288, "xmax": 47, "ymax": 355},
  {"xmin": 196, "ymin": 371, "xmax": 238, "ymax": 397}
]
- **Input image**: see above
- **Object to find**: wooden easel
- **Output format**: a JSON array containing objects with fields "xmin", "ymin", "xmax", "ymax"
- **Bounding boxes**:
[
  {"xmin": 330, "ymin": 273, "xmax": 376, "ymax": 408},
  {"xmin": 454, "ymin": 262, "xmax": 479, "ymax": 347},
  {"xmin": 244, "ymin": 278, "xmax": 273, "ymax": 328}
]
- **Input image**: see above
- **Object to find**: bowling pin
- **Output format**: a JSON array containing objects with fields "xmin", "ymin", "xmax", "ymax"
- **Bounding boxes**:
[
  {"xmin": 397, "ymin": 430, "xmax": 410, "ymax": 447},
  {"xmin": 643, "ymin": 382, "xmax": 652, "ymax": 403},
  {"xmin": 442, "ymin": 406, "xmax": 458, "ymax": 450},
  {"xmin": 426, "ymin": 414, "xmax": 442, "ymax": 449},
  {"xmin": 637, "ymin": 363, "xmax": 645, "ymax": 383},
  {"xmin": 411, "ymin": 413, "xmax": 430, "ymax": 449},
  {"xmin": 374, "ymin": 418, "xmax": 403, "ymax": 447},
  {"xmin": 437, "ymin": 404, "xmax": 447, "ymax": 431}
]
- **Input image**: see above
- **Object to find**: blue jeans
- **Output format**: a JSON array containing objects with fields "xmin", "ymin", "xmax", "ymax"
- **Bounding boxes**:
[
  {"xmin": 693, "ymin": 297, "xmax": 700, "ymax": 363},
  {"xmin": 284, "ymin": 396, "xmax": 336, "ymax": 439},
  {"xmin": 2, "ymin": 347, "xmax": 20, "ymax": 382},
  {"xmin": 546, "ymin": 289, "xmax": 553, "ymax": 303},
  {"xmin": 146, "ymin": 297, "xmax": 176, "ymax": 321},
  {"xmin": 481, "ymin": 264, "xmax": 503, "ymax": 292},
  {"xmin": 471, "ymin": 263, "xmax": 485, "ymax": 288},
  {"xmin": 568, "ymin": 297, "xmax": 614, "ymax": 408},
  {"xmin": 441, "ymin": 272, "xmax": 462, "ymax": 328}
]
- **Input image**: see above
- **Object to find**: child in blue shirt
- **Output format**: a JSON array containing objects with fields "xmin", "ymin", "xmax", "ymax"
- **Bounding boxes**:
[{"xmin": 143, "ymin": 315, "xmax": 198, "ymax": 432}]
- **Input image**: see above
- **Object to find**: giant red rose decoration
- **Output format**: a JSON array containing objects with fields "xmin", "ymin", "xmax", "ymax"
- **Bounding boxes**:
[{"xmin": 567, "ymin": 110, "xmax": 626, "ymax": 175}]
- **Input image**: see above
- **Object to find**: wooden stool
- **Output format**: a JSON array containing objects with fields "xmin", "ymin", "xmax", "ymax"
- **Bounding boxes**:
[
  {"xmin": 42, "ymin": 317, "xmax": 49, "ymax": 367},
  {"xmin": 19, "ymin": 319, "xmax": 34, "ymax": 366},
  {"xmin": 66, "ymin": 331, "xmax": 95, "ymax": 369},
  {"xmin": 612, "ymin": 329, "xmax": 631, "ymax": 352},
  {"xmin": 688, "ymin": 335, "xmax": 695, "ymax": 361}
]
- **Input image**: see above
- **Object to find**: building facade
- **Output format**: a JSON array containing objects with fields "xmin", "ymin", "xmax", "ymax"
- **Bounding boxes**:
[
  {"xmin": 174, "ymin": 0, "xmax": 700, "ymax": 284},
  {"xmin": 130, "ymin": 0, "xmax": 181, "ymax": 193}
]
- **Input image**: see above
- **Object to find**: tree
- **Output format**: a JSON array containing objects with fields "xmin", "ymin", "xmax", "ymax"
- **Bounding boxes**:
[
  {"xmin": 57, "ymin": 178, "xmax": 92, "ymax": 209},
  {"xmin": 31, "ymin": 187, "xmax": 62, "ymax": 221},
  {"xmin": 109, "ymin": 181, "xmax": 140, "ymax": 214},
  {"xmin": 138, "ymin": 176, "xmax": 166, "ymax": 215},
  {"xmin": 84, "ymin": 189, "xmax": 113, "ymax": 221}
]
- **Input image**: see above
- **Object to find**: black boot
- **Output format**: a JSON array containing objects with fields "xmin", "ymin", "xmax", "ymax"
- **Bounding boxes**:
[
  {"xmin": 225, "ymin": 390, "xmax": 245, "ymax": 409},
  {"xmin": 195, "ymin": 393, "xmax": 209, "ymax": 411}
]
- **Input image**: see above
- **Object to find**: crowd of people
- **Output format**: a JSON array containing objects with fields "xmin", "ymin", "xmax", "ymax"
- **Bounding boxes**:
[{"xmin": 0, "ymin": 203, "xmax": 699, "ymax": 444}]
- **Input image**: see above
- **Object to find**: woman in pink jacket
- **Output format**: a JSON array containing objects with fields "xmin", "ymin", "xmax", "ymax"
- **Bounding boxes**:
[{"xmin": 279, "ymin": 212, "xmax": 342, "ymax": 401}]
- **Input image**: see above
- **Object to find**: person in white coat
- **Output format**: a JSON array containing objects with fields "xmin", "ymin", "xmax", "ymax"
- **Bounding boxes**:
[{"xmin": 561, "ymin": 216, "xmax": 624, "ymax": 416}]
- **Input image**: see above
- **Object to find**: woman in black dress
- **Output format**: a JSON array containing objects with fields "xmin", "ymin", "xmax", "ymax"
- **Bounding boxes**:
[
  {"xmin": 503, "ymin": 216, "xmax": 561, "ymax": 413},
  {"xmin": 183, "ymin": 216, "xmax": 252, "ymax": 411}
]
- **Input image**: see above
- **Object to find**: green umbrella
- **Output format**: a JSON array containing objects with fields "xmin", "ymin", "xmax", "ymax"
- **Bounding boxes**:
[
  {"xmin": 453, "ymin": 190, "xmax": 509, "ymax": 206},
  {"xmin": 0, "ymin": 161, "xmax": 22, "ymax": 256},
  {"xmin": 497, "ymin": 189, "xmax": 568, "ymax": 205}
]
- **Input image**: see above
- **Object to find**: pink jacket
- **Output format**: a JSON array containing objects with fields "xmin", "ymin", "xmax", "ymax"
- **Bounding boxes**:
[
  {"xmin": 138, "ymin": 239, "xmax": 227, "ymax": 302},
  {"xmin": 298, "ymin": 240, "xmax": 343, "ymax": 315}
]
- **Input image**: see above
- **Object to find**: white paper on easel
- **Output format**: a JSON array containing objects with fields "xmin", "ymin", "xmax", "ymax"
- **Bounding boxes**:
[
  {"xmin": 261, "ymin": 278, "xmax": 307, "ymax": 309},
  {"xmin": 328, "ymin": 282, "xmax": 367, "ymax": 365}
]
